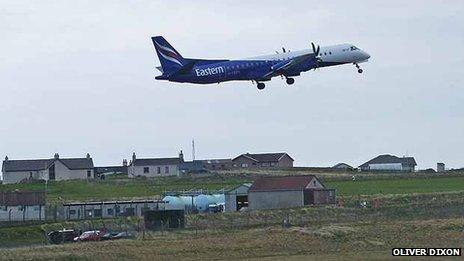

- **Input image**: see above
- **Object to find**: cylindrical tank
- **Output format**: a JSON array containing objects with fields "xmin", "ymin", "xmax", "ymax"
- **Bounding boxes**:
[
  {"xmin": 193, "ymin": 194, "xmax": 209, "ymax": 212},
  {"xmin": 211, "ymin": 194, "xmax": 225, "ymax": 204},
  {"xmin": 162, "ymin": 196, "xmax": 184, "ymax": 210},
  {"xmin": 180, "ymin": 196, "xmax": 194, "ymax": 207}
]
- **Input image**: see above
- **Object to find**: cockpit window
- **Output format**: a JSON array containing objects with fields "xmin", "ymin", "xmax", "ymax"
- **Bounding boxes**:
[{"xmin": 350, "ymin": 46, "xmax": 359, "ymax": 51}]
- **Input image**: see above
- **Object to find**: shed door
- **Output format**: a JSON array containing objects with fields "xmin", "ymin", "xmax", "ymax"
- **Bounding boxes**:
[{"xmin": 303, "ymin": 189, "xmax": 314, "ymax": 205}]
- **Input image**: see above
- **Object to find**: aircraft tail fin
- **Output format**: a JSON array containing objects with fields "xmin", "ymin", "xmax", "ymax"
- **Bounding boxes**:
[{"xmin": 151, "ymin": 36, "xmax": 186, "ymax": 74}]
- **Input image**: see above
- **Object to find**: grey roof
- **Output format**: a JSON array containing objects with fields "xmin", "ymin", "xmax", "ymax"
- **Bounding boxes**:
[
  {"xmin": 332, "ymin": 163, "xmax": 353, "ymax": 169},
  {"xmin": 59, "ymin": 158, "xmax": 94, "ymax": 169},
  {"xmin": 132, "ymin": 157, "xmax": 181, "ymax": 166},
  {"xmin": 232, "ymin": 152, "xmax": 293, "ymax": 162},
  {"xmin": 2, "ymin": 158, "xmax": 94, "ymax": 172},
  {"xmin": 359, "ymin": 154, "xmax": 417, "ymax": 168}
]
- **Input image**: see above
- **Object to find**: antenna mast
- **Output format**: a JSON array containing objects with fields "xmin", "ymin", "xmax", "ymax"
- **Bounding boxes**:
[{"xmin": 192, "ymin": 139, "xmax": 196, "ymax": 161}]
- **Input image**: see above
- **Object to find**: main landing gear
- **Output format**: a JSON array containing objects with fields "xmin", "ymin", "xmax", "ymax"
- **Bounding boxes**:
[
  {"xmin": 354, "ymin": 63, "xmax": 363, "ymax": 74},
  {"xmin": 286, "ymin": 78, "xmax": 295, "ymax": 85},
  {"xmin": 257, "ymin": 82, "xmax": 265, "ymax": 90}
]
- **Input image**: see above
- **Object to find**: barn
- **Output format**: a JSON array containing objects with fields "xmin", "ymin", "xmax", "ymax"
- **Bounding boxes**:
[
  {"xmin": 248, "ymin": 175, "xmax": 335, "ymax": 210},
  {"xmin": 224, "ymin": 183, "xmax": 252, "ymax": 212}
]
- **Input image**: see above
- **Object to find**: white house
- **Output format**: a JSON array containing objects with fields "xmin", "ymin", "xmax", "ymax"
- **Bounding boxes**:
[
  {"xmin": 128, "ymin": 152, "xmax": 183, "ymax": 178},
  {"xmin": 1, "ymin": 153, "xmax": 94, "ymax": 184},
  {"xmin": 359, "ymin": 154, "xmax": 417, "ymax": 172}
]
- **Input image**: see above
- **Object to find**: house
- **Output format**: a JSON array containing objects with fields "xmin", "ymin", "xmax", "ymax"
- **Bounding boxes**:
[
  {"xmin": 0, "ymin": 191, "xmax": 45, "ymax": 221},
  {"xmin": 248, "ymin": 175, "xmax": 335, "ymax": 210},
  {"xmin": 332, "ymin": 163, "xmax": 354, "ymax": 170},
  {"xmin": 224, "ymin": 183, "xmax": 252, "ymax": 212},
  {"xmin": 128, "ymin": 151, "xmax": 183, "ymax": 178},
  {"xmin": 359, "ymin": 154, "xmax": 417, "ymax": 172},
  {"xmin": 2, "ymin": 153, "xmax": 94, "ymax": 184},
  {"xmin": 232, "ymin": 152, "xmax": 294, "ymax": 168}
]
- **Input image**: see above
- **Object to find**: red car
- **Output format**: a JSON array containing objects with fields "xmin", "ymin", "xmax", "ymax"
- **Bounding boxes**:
[{"xmin": 73, "ymin": 230, "xmax": 103, "ymax": 242}]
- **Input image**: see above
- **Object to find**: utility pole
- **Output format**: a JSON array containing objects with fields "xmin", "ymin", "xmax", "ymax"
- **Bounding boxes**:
[{"xmin": 192, "ymin": 139, "xmax": 196, "ymax": 161}]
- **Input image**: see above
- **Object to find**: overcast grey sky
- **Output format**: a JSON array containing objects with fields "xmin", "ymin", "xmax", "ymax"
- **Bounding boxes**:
[{"xmin": 1, "ymin": 1, "xmax": 463, "ymax": 169}]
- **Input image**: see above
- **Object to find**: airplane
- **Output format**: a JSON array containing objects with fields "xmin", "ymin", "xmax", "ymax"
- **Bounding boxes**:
[{"xmin": 152, "ymin": 36, "xmax": 370, "ymax": 90}]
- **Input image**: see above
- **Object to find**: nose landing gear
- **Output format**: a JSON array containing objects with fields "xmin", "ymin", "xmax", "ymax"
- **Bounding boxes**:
[
  {"xmin": 354, "ymin": 63, "xmax": 363, "ymax": 73},
  {"xmin": 257, "ymin": 82, "xmax": 265, "ymax": 90}
]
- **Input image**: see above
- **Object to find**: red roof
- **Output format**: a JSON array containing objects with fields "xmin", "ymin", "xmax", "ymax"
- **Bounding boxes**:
[{"xmin": 249, "ymin": 175, "xmax": 319, "ymax": 192}]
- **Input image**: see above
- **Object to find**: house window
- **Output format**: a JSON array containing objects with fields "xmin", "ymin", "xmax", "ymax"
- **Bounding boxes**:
[
  {"xmin": 69, "ymin": 209, "xmax": 76, "ymax": 215},
  {"xmin": 107, "ymin": 208, "xmax": 114, "ymax": 216},
  {"xmin": 241, "ymin": 163, "xmax": 248, "ymax": 168},
  {"xmin": 165, "ymin": 166, "xmax": 169, "ymax": 174},
  {"xmin": 262, "ymin": 163, "xmax": 270, "ymax": 167},
  {"xmin": 143, "ymin": 167, "xmax": 149, "ymax": 173},
  {"xmin": 157, "ymin": 167, "xmax": 161, "ymax": 174},
  {"xmin": 94, "ymin": 209, "xmax": 102, "ymax": 217},
  {"xmin": 270, "ymin": 162, "xmax": 277, "ymax": 167},
  {"xmin": 87, "ymin": 170, "xmax": 92, "ymax": 178}
]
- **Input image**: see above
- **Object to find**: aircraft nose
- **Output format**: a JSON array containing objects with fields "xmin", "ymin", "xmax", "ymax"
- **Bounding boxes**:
[{"xmin": 363, "ymin": 51, "xmax": 370, "ymax": 60}]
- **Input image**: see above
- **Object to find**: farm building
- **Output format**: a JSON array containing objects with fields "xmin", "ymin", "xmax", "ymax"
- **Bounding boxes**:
[
  {"xmin": 248, "ymin": 175, "xmax": 335, "ymax": 210},
  {"xmin": 225, "ymin": 183, "xmax": 252, "ymax": 212},
  {"xmin": 179, "ymin": 160, "xmax": 208, "ymax": 174},
  {"xmin": 2, "ymin": 153, "xmax": 94, "ymax": 184},
  {"xmin": 200, "ymin": 158, "xmax": 233, "ymax": 170},
  {"xmin": 437, "ymin": 163, "xmax": 445, "ymax": 172},
  {"xmin": 232, "ymin": 152, "xmax": 294, "ymax": 168},
  {"xmin": 359, "ymin": 154, "xmax": 417, "ymax": 172},
  {"xmin": 0, "ymin": 191, "xmax": 45, "ymax": 221},
  {"xmin": 62, "ymin": 200, "xmax": 165, "ymax": 220},
  {"xmin": 128, "ymin": 151, "xmax": 183, "ymax": 178},
  {"xmin": 332, "ymin": 163, "xmax": 354, "ymax": 170}
]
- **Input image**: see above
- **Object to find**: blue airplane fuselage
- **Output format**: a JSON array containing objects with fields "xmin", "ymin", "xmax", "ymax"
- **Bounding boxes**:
[{"xmin": 152, "ymin": 36, "xmax": 370, "ymax": 89}]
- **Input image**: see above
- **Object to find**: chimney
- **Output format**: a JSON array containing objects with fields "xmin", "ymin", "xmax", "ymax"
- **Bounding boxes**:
[
  {"xmin": 54, "ymin": 153, "xmax": 59, "ymax": 159},
  {"xmin": 179, "ymin": 150, "xmax": 184, "ymax": 162},
  {"xmin": 123, "ymin": 159, "xmax": 128, "ymax": 167},
  {"xmin": 86, "ymin": 153, "xmax": 91, "ymax": 159},
  {"xmin": 132, "ymin": 152, "xmax": 136, "ymax": 162}
]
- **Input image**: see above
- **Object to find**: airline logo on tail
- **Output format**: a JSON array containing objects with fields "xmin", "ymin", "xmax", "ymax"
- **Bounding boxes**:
[{"xmin": 154, "ymin": 41, "xmax": 183, "ymax": 66}]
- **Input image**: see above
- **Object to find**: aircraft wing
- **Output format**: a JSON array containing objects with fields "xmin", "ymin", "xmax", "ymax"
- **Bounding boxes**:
[{"xmin": 261, "ymin": 53, "xmax": 316, "ymax": 79}]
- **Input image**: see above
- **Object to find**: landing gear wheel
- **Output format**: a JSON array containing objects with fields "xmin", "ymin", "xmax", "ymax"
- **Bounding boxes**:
[
  {"xmin": 257, "ymin": 82, "xmax": 265, "ymax": 90},
  {"xmin": 354, "ymin": 63, "xmax": 363, "ymax": 74},
  {"xmin": 286, "ymin": 78, "xmax": 295, "ymax": 85}
]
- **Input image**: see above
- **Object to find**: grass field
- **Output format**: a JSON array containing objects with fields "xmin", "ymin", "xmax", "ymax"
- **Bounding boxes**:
[
  {"xmin": 1, "ymin": 218, "xmax": 462, "ymax": 260},
  {"xmin": 326, "ymin": 176, "xmax": 464, "ymax": 196},
  {"xmin": 0, "ymin": 175, "xmax": 248, "ymax": 202},
  {"xmin": 1, "ymin": 174, "xmax": 464, "ymax": 202}
]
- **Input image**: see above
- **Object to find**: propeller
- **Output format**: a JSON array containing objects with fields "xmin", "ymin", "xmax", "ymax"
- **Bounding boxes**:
[
  {"xmin": 311, "ymin": 42, "xmax": 322, "ymax": 71},
  {"xmin": 311, "ymin": 42, "xmax": 320, "ymax": 56},
  {"xmin": 282, "ymin": 47, "xmax": 286, "ymax": 53}
]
